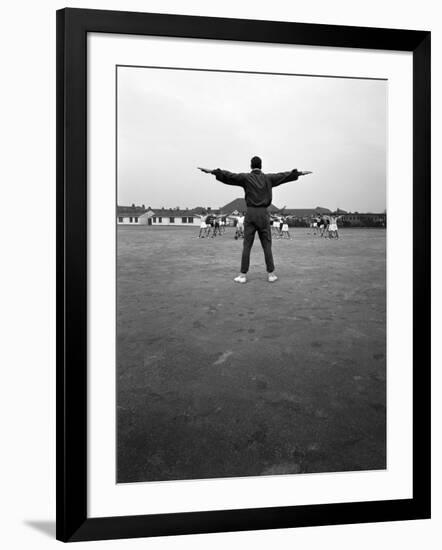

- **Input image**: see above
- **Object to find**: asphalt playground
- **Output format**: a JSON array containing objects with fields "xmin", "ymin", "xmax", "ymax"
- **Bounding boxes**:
[{"xmin": 117, "ymin": 226, "xmax": 386, "ymax": 483}]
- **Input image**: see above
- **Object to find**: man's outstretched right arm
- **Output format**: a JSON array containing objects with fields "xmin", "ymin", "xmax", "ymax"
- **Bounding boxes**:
[{"xmin": 198, "ymin": 167, "xmax": 245, "ymax": 187}]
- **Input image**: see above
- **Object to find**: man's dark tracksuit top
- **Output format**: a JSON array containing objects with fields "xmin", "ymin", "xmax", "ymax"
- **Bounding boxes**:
[{"xmin": 212, "ymin": 168, "xmax": 300, "ymax": 208}]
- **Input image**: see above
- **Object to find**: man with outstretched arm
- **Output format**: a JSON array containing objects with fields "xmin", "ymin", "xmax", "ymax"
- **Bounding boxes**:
[{"xmin": 198, "ymin": 156, "xmax": 312, "ymax": 283}]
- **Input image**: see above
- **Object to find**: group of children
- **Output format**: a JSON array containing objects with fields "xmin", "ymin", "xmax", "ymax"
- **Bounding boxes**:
[
  {"xmin": 197, "ymin": 212, "xmax": 293, "ymax": 240},
  {"xmin": 309, "ymin": 214, "xmax": 343, "ymax": 239},
  {"xmin": 270, "ymin": 215, "xmax": 292, "ymax": 239},
  {"xmin": 197, "ymin": 213, "xmax": 228, "ymax": 238},
  {"xmin": 198, "ymin": 212, "xmax": 246, "ymax": 239},
  {"xmin": 197, "ymin": 211, "xmax": 343, "ymax": 240}
]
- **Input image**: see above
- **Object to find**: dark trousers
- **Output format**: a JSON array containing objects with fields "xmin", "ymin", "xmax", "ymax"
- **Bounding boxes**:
[{"xmin": 241, "ymin": 207, "xmax": 275, "ymax": 273}]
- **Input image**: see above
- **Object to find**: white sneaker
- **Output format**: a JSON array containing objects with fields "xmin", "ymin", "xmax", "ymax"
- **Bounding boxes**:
[
  {"xmin": 234, "ymin": 274, "xmax": 247, "ymax": 284},
  {"xmin": 268, "ymin": 273, "xmax": 278, "ymax": 283}
]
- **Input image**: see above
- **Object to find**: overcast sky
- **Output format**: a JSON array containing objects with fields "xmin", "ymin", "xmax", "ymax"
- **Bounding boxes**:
[{"xmin": 117, "ymin": 66, "xmax": 387, "ymax": 212}]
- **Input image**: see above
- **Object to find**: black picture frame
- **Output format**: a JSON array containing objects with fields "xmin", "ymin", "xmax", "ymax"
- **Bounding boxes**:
[{"xmin": 56, "ymin": 7, "xmax": 431, "ymax": 542}]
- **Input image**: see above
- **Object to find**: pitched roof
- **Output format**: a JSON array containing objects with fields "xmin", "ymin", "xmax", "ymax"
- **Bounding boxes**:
[
  {"xmin": 282, "ymin": 207, "xmax": 331, "ymax": 217},
  {"xmin": 190, "ymin": 206, "xmax": 220, "ymax": 215},
  {"xmin": 220, "ymin": 198, "xmax": 279, "ymax": 214},
  {"xmin": 149, "ymin": 208, "xmax": 197, "ymax": 217},
  {"xmin": 117, "ymin": 205, "xmax": 147, "ymax": 216},
  {"xmin": 191, "ymin": 206, "xmax": 207, "ymax": 215}
]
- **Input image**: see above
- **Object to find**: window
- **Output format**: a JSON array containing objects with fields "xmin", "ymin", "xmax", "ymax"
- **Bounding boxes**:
[
  {"xmin": 188, "ymin": 217, "xmax": 194, "ymax": 223},
  {"xmin": 169, "ymin": 217, "xmax": 175, "ymax": 223},
  {"xmin": 152, "ymin": 217, "xmax": 156, "ymax": 223},
  {"xmin": 118, "ymin": 217, "xmax": 123, "ymax": 223},
  {"xmin": 129, "ymin": 217, "xmax": 133, "ymax": 223},
  {"xmin": 182, "ymin": 217, "xmax": 187, "ymax": 223},
  {"xmin": 158, "ymin": 217, "xmax": 162, "ymax": 223},
  {"xmin": 134, "ymin": 217, "xmax": 138, "ymax": 223}
]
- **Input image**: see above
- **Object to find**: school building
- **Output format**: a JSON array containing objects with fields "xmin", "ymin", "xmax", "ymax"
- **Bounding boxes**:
[
  {"xmin": 117, "ymin": 205, "xmax": 201, "ymax": 226},
  {"xmin": 117, "ymin": 203, "xmax": 386, "ymax": 228},
  {"xmin": 149, "ymin": 208, "xmax": 200, "ymax": 227},
  {"xmin": 117, "ymin": 205, "xmax": 149, "ymax": 225}
]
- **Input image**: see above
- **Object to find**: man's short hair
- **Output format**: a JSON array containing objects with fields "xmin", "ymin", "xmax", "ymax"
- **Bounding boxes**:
[{"xmin": 251, "ymin": 156, "xmax": 262, "ymax": 169}]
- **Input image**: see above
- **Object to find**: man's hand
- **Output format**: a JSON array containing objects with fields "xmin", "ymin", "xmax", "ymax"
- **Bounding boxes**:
[
  {"xmin": 299, "ymin": 171, "xmax": 313, "ymax": 176},
  {"xmin": 198, "ymin": 167, "xmax": 214, "ymax": 174}
]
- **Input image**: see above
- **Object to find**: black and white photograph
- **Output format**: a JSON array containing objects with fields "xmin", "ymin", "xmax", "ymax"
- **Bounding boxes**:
[
  {"xmin": 1, "ymin": 0, "xmax": 435, "ymax": 547},
  {"xmin": 116, "ymin": 65, "xmax": 387, "ymax": 483}
]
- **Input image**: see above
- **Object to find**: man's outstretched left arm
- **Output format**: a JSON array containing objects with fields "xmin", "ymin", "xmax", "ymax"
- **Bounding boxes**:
[{"xmin": 269, "ymin": 169, "xmax": 312, "ymax": 187}]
